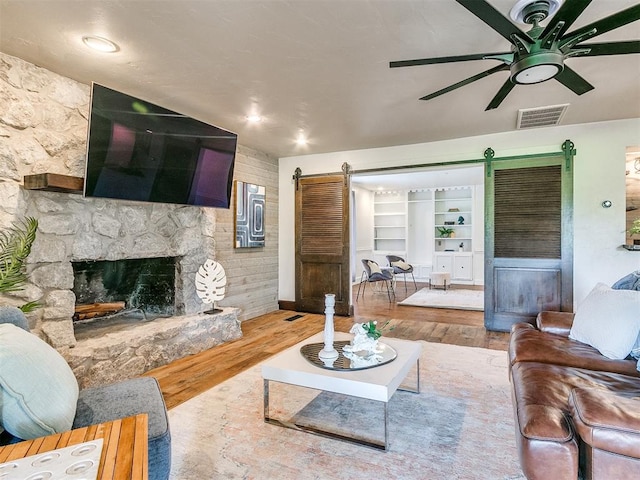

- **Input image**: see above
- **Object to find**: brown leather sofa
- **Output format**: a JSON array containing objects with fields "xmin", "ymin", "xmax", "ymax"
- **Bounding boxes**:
[{"xmin": 509, "ymin": 311, "xmax": 640, "ymax": 479}]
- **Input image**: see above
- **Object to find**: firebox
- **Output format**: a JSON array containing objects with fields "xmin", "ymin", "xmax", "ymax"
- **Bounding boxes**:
[{"xmin": 72, "ymin": 257, "xmax": 177, "ymax": 335}]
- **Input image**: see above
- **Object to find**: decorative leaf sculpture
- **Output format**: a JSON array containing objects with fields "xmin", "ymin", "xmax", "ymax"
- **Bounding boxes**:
[{"xmin": 195, "ymin": 259, "xmax": 227, "ymax": 313}]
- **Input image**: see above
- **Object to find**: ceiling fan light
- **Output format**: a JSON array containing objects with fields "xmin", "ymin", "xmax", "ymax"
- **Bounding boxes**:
[
  {"xmin": 514, "ymin": 64, "xmax": 561, "ymax": 83},
  {"xmin": 511, "ymin": 52, "xmax": 564, "ymax": 84}
]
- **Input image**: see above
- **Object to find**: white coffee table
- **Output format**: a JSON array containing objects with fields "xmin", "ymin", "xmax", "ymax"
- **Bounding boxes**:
[{"xmin": 261, "ymin": 331, "xmax": 422, "ymax": 450}]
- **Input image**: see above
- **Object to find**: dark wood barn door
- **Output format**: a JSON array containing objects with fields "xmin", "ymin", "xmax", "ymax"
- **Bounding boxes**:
[
  {"xmin": 295, "ymin": 174, "xmax": 351, "ymax": 316},
  {"xmin": 485, "ymin": 151, "xmax": 573, "ymax": 331}
]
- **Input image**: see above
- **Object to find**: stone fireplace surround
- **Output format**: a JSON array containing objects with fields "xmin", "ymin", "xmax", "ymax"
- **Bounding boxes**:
[{"xmin": 18, "ymin": 188, "xmax": 242, "ymax": 388}]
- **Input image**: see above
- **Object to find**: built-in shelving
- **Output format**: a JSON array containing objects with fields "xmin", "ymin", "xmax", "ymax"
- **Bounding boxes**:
[
  {"xmin": 373, "ymin": 192, "xmax": 406, "ymax": 253},
  {"xmin": 432, "ymin": 187, "xmax": 475, "ymax": 284},
  {"xmin": 369, "ymin": 186, "xmax": 478, "ymax": 284},
  {"xmin": 434, "ymin": 187, "xmax": 473, "ymax": 253}
]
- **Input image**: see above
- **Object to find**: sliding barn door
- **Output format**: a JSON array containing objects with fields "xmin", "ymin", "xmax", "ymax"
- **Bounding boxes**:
[
  {"xmin": 485, "ymin": 148, "xmax": 573, "ymax": 332},
  {"xmin": 295, "ymin": 173, "xmax": 352, "ymax": 316}
]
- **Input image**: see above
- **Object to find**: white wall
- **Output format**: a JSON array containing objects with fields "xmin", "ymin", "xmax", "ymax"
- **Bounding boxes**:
[
  {"xmin": 473, "ymin": 182, "xmax": 485, "ymax": 283},
  {"xmin": 279, "ymin": 118, "xmax": 640, "ymax": 307},
  {"xmin": 352, "ymin": 185, "xmax": 374, "ymax": 282}
]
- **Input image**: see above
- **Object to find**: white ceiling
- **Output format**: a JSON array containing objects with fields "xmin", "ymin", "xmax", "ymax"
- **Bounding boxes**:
[{"xmin": 1, "ymin": 0, "xmax": 639, "ymax": 162}]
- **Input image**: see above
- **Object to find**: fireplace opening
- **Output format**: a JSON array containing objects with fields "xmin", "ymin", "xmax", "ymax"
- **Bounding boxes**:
[{"xmin": 72, "ymin": 257, "xmax": 177, "ymax": 339}]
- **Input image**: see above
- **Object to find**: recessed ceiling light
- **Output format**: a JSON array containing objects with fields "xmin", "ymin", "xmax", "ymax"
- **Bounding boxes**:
[
  {"xmin": 82, "ymin": 35, "xmax": 119, "ymax": 53},
  {"xmin": 295, "ymin": 134, "xmax": 308, "ymax": 146},
  {"xmin": 246, "ymin": 114, "xmax": 262, "ymax": 123}
]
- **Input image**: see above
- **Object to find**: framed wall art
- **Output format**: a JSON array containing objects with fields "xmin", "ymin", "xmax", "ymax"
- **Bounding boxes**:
[{"xmin": 235, "ymin": 181, "xmax": 265, "ymax": 248}]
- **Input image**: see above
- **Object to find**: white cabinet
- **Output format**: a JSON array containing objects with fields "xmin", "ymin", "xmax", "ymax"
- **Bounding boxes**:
[
  {"xmin": 434, "ymin": 252, "xmax": 473, "ymax": 283},
  {"xmin": 434, "ymin": 253, "xmax": 453, "ymax": 273},
  {"xmin": 453, "ymin": 253, "xmax": 473, "ymax": 281}
]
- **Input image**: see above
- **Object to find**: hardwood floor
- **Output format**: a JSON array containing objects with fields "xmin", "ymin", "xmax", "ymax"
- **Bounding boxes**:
[{"xmin": 145, "ymin": 282, "xmax": 509, "ymax": 409}]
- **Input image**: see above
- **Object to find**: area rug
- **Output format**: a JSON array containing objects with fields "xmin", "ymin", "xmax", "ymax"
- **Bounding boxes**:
[
  {"xmin": 398, "ymin": 287, "xmax": 484, "ymax": 310},
  {"xmin": 167, "ymin": 342, "xmax": 524, "ymax": 479}
]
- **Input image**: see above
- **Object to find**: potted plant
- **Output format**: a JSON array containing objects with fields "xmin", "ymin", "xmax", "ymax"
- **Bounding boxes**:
[
  {"xmin": 437, "ymin": 226, "xmax": 454, "ymax": 238},
  {"xmin": 361, "ymin": 320, "xmax": 393, "ymax": 340},
  {"xmin": 0, "ymin": 216, "xmax": 39, "ymax": 312}
]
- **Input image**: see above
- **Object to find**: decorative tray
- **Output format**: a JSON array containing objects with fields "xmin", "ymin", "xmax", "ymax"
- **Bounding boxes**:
[{"xmin": 300, "ymin": 340, "xmax": 397, "ymax": 371}]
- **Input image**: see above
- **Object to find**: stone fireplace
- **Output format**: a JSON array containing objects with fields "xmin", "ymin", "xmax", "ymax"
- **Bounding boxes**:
[{"xmin": 17, "ymin": 189, "xmax": 242, "ymax": 388}]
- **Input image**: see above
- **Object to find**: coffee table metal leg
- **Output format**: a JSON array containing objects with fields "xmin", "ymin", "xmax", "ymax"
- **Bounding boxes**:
[
  {"xmin": 384, "ymin": 402, "xmax": 389, "ymax": 449},
  {"xmin": 398, "ymin": 359, "xmax": 421, "ymax": 394},
  {"xmin": 263, "ymin": 379, "xmax": 270, "ymax": 420}
]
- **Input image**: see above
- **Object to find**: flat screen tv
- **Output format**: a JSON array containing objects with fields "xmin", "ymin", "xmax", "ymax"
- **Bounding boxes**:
[{"xmin": 84, "ymin": 83, "xmax": 237, "ymax": 208}]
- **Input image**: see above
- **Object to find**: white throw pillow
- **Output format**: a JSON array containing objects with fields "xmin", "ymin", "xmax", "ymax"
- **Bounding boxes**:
[
  {"xmin": 569, "ymin": 283, "xmax": 640, "ymax": 359},
  {"xmin": 367, "ymin": 261, "xmax": 382, "ymax": 274},
  {"xmin": 631, "ymin": 335, "xmax": 640, "ymax": 372},
  {"xmin": 0, "ymin": 323, "xmax": 79, "ymax": 439},
  {"xmin": 391, "ymin": 260, "xmax": 411, "ymax": 271}
]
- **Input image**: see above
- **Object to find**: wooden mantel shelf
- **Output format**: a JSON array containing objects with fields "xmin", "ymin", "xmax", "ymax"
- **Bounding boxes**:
[{"xmin": 23, "ymin": 173, "xmax": 84, "ymax": 193}]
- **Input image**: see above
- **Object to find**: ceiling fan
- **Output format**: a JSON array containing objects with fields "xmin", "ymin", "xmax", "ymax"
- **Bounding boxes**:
[{"xmin": 390, "ymin": 0, "xmax": 640, "ymax": 110}]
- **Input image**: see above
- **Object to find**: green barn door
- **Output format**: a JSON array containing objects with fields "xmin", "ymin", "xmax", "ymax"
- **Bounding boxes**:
[{"xmin": 485, "ymin": 144, "xmax": 574, "ymax": 332}]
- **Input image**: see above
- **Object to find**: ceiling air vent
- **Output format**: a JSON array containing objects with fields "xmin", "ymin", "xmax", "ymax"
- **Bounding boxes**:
[{"xmin": 517, "ymin": 104, "xmax": 569, "ymax": 129}]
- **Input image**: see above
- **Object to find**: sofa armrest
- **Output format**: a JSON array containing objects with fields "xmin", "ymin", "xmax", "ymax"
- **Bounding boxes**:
[
  {"xmin": 0, "ymin": 306, "xmax": 29, "ymax": 331},
  {"xmin": 75, "ymin": 377, "xmax": 171, "ymax": 480},
  {"xmin": 569, "ymin": 387, "xmax": 640, "ymax": 459},
  {"xmin": 536, "ymin": 311, "xmax": 575, "ymax": 337}
]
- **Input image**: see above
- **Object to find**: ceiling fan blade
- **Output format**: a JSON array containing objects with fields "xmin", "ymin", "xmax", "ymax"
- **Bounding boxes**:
[
  {"xmin": 574, "ymin": 40, "xmax": 640, "ymax": 56},
  {"xmin": 485, "ymin": 80, "xmax": 516, "ymax": 111},
  {"xmin": 540, "ymin": 0, "xmax": 592, "ymax": 39},
  {"xmin": 419, "ymin": 64, "xmax": 508, "ymax": 101},
  {"xmin": 562, "ymin": 4, "xmax": 640, "ymax": 42},
  {"xmin": 390, "ymin": 51, "xmax": 511, "ymax": 68},
  {"xmin": 455, "ymin": 0, "xmax": 532, "ymax": 43},
  {"xmin": 555, "ymin": 66, "xmax": 594, "ymax": 95}
]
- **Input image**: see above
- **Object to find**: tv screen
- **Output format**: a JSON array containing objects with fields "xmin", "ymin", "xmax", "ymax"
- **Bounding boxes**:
[{"xmin": 84, "ymin": 83, "xmax": 237, "ymax": 208}]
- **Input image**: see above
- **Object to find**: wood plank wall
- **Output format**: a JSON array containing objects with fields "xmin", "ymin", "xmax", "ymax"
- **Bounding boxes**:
[{"xmin": 214, "ymin": 145, "xmax": 280, "ymax": 320}]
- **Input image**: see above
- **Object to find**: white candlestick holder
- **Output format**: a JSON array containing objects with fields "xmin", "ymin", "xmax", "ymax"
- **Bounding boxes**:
[{"xmin": 318, "ymin": 293, "xmax": 339, "ymax": 360}]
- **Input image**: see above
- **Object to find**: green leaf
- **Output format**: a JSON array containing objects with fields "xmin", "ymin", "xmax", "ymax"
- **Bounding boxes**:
[
  {"xmin": 19, "ymin": 300, "xmax": 41, "ymax": 313},
  {"xmin": 0, "ymin": 217, "xmax": 39, "ymax": 311}
]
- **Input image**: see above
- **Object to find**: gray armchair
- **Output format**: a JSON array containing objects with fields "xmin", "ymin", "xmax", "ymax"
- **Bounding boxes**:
[
  {"xmin": 386, "ymin": 255, "xmax": 417, "ymax": 293},
  {"xmin": 0, "ymin": 306, "xmax": 171, "ymax": 480},
  {"xmin": 356, "ymin": 259, "xmax": 395, "ymax": 302}
]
